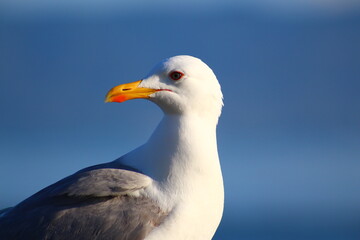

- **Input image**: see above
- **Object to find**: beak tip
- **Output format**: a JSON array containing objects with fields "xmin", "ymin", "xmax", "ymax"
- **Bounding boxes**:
[
  {"xmin": 105, "ymin": 80, "xmax": 152, "ymax": 103},
  {"xmin": 104, "ymin": 96, "xmax": 112, "ymax": 103}
]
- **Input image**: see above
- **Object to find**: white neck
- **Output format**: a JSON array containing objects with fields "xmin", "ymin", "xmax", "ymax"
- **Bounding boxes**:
[
  {"xmin": 120, "ymin": 113, "xmax": 224, "ymax": 239},
  {"xmin": 122, "ymin": 113, "xmax": 220, "ymax": 184}
]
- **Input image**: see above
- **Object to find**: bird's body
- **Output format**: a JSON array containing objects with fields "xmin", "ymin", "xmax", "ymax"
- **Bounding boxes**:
[{"xmin": 0, "ymin": 55, "xmax": 224, "ymax": 240}]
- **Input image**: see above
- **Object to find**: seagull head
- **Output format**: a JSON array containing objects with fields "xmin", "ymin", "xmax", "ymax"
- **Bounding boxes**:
[{"xmin": 106, "ymin": 55, "xmax": 223, "ymax": 119}]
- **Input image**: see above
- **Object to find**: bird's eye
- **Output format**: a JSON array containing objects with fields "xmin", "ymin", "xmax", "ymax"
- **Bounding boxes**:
[{"xmin": 169, "ymin": 71, "xmax": 184, "ymax": 81}]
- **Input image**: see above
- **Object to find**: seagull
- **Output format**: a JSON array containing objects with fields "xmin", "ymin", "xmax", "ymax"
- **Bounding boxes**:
[{"xmin": 0, "ymin": 55, "xmax": 224, "ymax": 240}]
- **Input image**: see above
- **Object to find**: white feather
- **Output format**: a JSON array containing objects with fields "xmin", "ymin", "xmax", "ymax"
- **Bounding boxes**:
[{"xmin": 118, "ymin": 55, "xmax": 224, "ymax": 240}]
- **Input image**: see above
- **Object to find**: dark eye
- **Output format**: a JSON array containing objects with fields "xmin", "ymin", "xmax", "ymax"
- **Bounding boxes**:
[{"xmin": 169, "ymin": 71, "xmax": 184, "ymax": 81}]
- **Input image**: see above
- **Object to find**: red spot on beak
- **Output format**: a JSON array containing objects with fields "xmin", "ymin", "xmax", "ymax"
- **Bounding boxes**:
[{"xmin": 111, "ymin": 95, "xmax": 128, "ymax": 103}]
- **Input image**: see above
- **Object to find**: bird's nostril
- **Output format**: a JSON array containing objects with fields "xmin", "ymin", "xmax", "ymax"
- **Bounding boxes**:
[{"xmin": 122, "ymin": 88, "xmax": 132, "ymax": 91}]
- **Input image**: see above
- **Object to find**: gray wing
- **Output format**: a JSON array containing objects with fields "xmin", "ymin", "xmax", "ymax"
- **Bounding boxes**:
[{"xmin": 0, "ymin": 161, "xmax": 168, "ymax": 240}]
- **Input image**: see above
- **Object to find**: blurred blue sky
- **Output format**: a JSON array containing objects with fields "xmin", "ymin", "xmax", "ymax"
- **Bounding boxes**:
[
  {"xmin": 1, "ymin": 1, "xmax": 360, "ymax": 239},
  {"xmin": 1, "ymin": 0, "xmax": 360, "ymax": 15}
]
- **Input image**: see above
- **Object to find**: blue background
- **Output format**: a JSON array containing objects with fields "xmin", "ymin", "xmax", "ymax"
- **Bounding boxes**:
[{"xmin": 1, "ymin": 1, "xmax": 360, "ymax": 239}]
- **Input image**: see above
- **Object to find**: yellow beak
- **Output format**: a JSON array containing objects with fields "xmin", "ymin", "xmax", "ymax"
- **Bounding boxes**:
[{"xmin": 105, "ymin": 80, "xmax": 158, "ymax": 103}]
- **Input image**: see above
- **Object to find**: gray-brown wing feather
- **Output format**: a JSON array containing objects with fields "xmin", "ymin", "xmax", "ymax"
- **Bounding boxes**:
[{"xmin": 0, "ymin": 161, "xmax": 168, "ymax": 240}]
